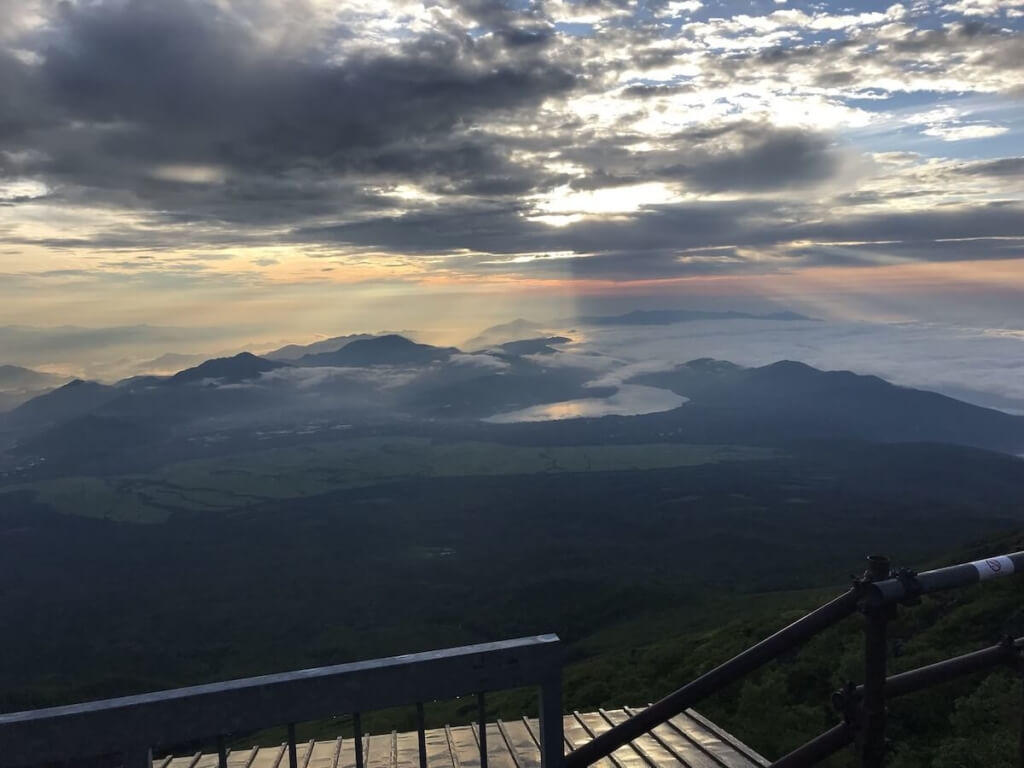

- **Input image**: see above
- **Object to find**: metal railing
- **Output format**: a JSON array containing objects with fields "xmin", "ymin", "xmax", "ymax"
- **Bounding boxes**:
[
  {"xmin": 4, "ymin": 552, "xmax": 1023, "ymax": 768},
  {"xmin": 0, "ymin": 635, "xmax": 564, "ymax": 768},
  {"xmin": 565, "ymin": 550, "xmax": 1024, "ymax": 768}
]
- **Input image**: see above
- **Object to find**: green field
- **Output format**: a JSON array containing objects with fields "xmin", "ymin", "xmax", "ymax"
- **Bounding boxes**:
[{"xmin": 29, "ymin": 438, "xmax": 777, "ymax": 522}]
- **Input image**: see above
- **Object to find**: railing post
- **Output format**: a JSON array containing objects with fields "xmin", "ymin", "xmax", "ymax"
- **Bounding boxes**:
[
  {"xmin": 478, "ymin": 692, "xmax": 489, "ymax": 768},
  {"xmin": 416, "ymin": 702, "xmax": 428, "ymax": 768},
  {"xmin": 353, "ymin": 713, "xmax": 364, "ymax": 768},
  {"xmin": 288, "ymin": 723, "xmax": 298, "ymax": 768},
  {"xmin": 122, "ymin": 745, "xmax": 152, "ymax": 768},
  {"xmin": 861, "ymin": 555, "xmax": 892, "ymax": 768},
  {"xmin": 1018, "ymin": 661, "xmax": 1024, "ymax": 768},
  {"xmin": 539, "ymin": 672, "xmax": 564, "ymax": 768}
]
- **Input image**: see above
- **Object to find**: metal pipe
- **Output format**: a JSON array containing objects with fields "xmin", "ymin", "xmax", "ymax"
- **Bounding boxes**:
[
  {"xmin": 856, "ymin": 638, "xmax": 1023, "ymax": 699},
  {"xmin": 860, "ymin": 556, "xmax": 890, "ymax": 768},
  {"xmin": 773, "ymin": 639, "xmax": 1024, "ymax": 768},
  {"xmin": 478, "ymin": 693, "xmax": 488, "ymax": 768},
  {"xmin": 565, "ymin": 588, "xmax": 861, "ymax": 768},
  {"xmin": 287, "ymin": 724, "xmax": 297, "ymax": 768},
  {"xmin": 769, "ymin": 724, "xmax": 855, "ymax": 768},
  {"xmin": 122, "ymin": 746, "xmax": 154, "ymax": 768},
  {"xmin": 1018, "ymin": 673, "xmax": 1024, "ymax": 768},
  {"xmin": 538, "ymin": 674, "xmax": 565, "ymax": 768},
  {"xmin": 353, "ymin": 714, "xmax": 364, "ymax": 768},
  {"xmin": 867, "ymin": 552, "xmax": 1024, "ymax": 605},
  {"xmin": 416, "ymin": 703, "xmax": 427, "ymax": 768}
]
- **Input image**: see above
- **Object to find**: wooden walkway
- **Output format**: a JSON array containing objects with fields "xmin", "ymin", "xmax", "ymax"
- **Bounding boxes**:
[{"xmin": 157, "ymin": 709, "xmax": 767, "ymax": 768}]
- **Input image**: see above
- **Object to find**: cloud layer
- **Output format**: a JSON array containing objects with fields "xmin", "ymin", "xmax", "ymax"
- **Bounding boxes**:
[{"xmin": 0, "ymin": 0, "xmax": 1023, "ymax": 329}]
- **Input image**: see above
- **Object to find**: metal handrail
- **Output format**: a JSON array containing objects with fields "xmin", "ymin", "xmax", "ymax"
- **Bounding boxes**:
[
  {"xmin": 772, "ymin": 636, "xmax": 1024, "ymax": 767},
  {"xmin": 566, "ymin": 549, "xmax": 1024, "ymax": 768},
  {"xmin": 564, "ymin": 589, "xmax": 862, "ymax": 768},
  {"xmin": 0, "ymin": 635, "xmax": 565, "ymax": 768},
  {"xmin": 865, "ymin": 552, "xmax": 1024, "ymax": 605},
  {"xmin": 6, "ymin": 550, "xmax": 1023, "ymax": 768}
]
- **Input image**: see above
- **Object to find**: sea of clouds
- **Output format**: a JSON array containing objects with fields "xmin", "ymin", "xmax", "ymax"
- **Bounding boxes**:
[{"xmin": 548, "ymin": 319, "xmax": 1024, "ymax": 415}]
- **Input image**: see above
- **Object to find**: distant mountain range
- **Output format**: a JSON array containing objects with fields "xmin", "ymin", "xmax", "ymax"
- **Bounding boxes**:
[
  {"xmin": 6, "ymin": 333, "xmax": 1024, "ymax": 474},
  {"xmin": 0, "ymin": 365, "xmax": 67, "ymax": 392},
  {"xmin": 0, "ymin": 365, "xmax": 72, "ymax": 412},
  {"xmin": 630, "ymin": 358, "xmax": 1024, "ymax": 454}
]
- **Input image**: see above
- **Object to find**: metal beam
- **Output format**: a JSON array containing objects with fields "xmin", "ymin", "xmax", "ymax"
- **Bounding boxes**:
[
  {"xmin": 866, "ymin": 552, "xmax": 1024, "ymax": 605},
  {"xmin": 772, "ymin": 636, "xmax": 1024, "ymax": 768}
]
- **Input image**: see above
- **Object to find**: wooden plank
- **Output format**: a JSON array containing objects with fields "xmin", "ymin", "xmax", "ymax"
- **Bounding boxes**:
[
  {"xmin": 420, "ymin": 726, "xmax": 453, "ymax": 768},
  {"xmin": 337, "ymin": 737, "xmax": 359, "ymax": 768},
  {"xmin": 366, "ymin": 733, "xmax": 393, "ymax": 768},
  {"xmin": 520, "ymin": 716, "xmax": 571, "ymax": 755},
  {"xmin": 249, "ymin": 744, "xmax": 287, "ymax": 768},
  {"xmin": 447, "ymin": 725, "xmax": 482, "ymax": 768},
  {"xmin": 395, "ymin": 728, "xmax": 423, "ymax": 768},
  {"xmin": 496, "ymin": 720, "xmax": 538, "ymax": 768},
  {"xmin": 592, "ymin": 710, "xmax": 673, "ymax": 768},
  {"xmin": 574, "ymin": 712, "xmax": 652, "ymax": 768},
  {"xmin": 471, "ymin": 722, "xmax": 517, "ymax": 768},
  {"xmin": 621, "ymin": 707, "xmax": 728, "ymax": 768},
  {"xmin": 245, "ymin": 745, "xmax": 262, "ymax": 768},
  {"xmin": 652, "ymin": 712, "xmax": 758, "ymax": 768},
  {"xmin": 194, "ymin": 751, "xmax": 221, "ymax": 768},
  {"xmin": 115, "ymin": 707, "xmax": 764, "ymax": 768},
  {"xmin": 162, "ymin": 753, "xmax": 200, "ymax": 768},
  {"xmin": 677, "ymin": 712, "xmax": 767, "ymax": 768},
  {"xmin": 307, "ymin": 739, "xmax": 340, "ymax": 768},
  {"xmin": 444, "ymin": 725, "xmax": 463, "ymax": 768},
  {"xmin": 226, "ymin": 746, "xmax": 257, "ymax": 768}
]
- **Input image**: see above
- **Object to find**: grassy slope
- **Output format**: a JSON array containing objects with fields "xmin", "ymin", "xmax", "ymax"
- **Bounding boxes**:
[{"xmin": 25, "ymin": 438, "xmax": 775, "ymax": 522}]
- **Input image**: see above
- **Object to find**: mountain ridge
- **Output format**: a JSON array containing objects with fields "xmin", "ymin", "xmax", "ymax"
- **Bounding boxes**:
[
  {"xmin": 631, "ymin": 357, "xmax": 1024, "ymax": 453},
  {"xmin": 298, "ymin": 334, "xmax": 458, "ymax": 367},
  {"xmin": 169, "ymin": 352, "xmax": 289, "ymax": 385}
]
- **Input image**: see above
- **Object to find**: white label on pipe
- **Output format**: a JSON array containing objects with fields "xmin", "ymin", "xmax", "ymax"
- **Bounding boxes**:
[{"xmin": 971, "ymin": 556, "xmax": 1015, "ymax": 580}]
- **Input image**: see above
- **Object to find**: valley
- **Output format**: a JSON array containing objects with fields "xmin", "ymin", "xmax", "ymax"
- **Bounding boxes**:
[{"xmin": 3, "ymin": 328, "xmax": 1024, "ymax": 767}]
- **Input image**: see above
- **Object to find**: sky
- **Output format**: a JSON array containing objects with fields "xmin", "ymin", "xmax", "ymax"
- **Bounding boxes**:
[{"xmin": 1, "ymin": 0, "xmax": 1023, "ymax": 346}]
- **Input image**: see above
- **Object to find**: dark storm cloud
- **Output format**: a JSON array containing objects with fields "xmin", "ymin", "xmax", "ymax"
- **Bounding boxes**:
[
  {"xmin": 295, "ymin": 198, "xmax": 779, "ymax": 257},
  {"xmin": 563, "ymin": 122, "xmax": 843, "ymax": 193},
  {"xmin": 795, "ymin": 204, "xmax": 1024, "ymax": 246},
  {"xmin": 621, "ymin": 83, "xmax": 697, "ymax": 98},
  {"xmin": 0, "ymin": 0, "xmax": 576, "ymax": 221},
  {"xmin": 293, "ymin": 197, "xmax": 1024, "ymax": 280},
  {"xmin": 664, "ymin": 125, "xmax": 841, "ymax": 192},
  {"xmin": 954, "ymin": 158, "xmax": 1024, "ymax": 178}
]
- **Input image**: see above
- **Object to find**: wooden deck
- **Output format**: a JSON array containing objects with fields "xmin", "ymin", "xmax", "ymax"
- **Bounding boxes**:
[{"xmin": 156, "ymin": 709, "xmax": 767, "ymax": 768}]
